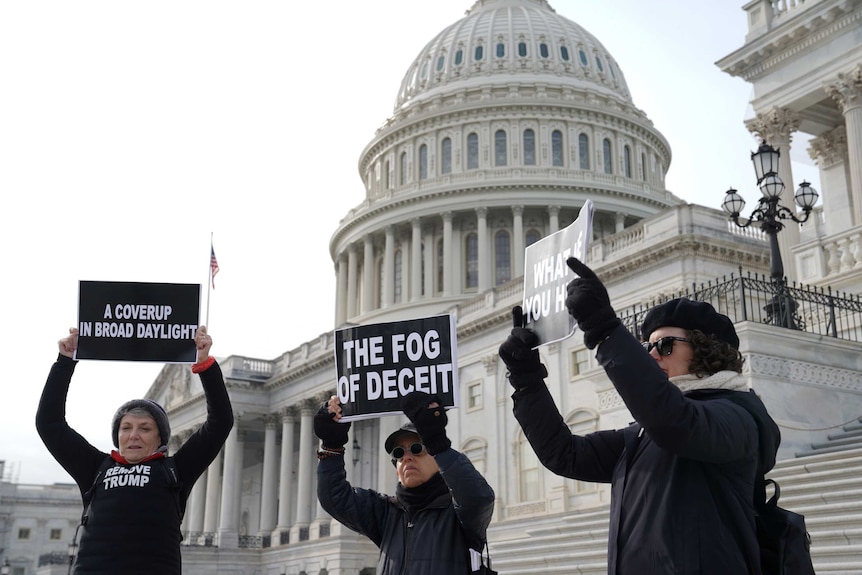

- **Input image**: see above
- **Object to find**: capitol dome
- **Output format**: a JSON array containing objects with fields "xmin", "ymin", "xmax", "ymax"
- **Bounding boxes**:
[
  {"xmin": 330, "ymin": 0, "xmax": 684, "ymax": 326},
  {"xmin": 395, "ymin": 0, "xmax": 632, "ymax": 113}
]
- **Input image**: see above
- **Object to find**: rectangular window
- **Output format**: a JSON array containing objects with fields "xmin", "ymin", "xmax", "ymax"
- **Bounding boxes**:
[
  {"xmin": 468, "ymin": 382, "xmax": 482, "ymax": 410},
  {"xmin": 571, "ymin": 349, "xmax": 589, "ymax": 376},
  {"xmin": 18, "ymin": 527, "xmax": 30, "ymax": 540},
  {"xmin": 50, "ymin": 528, "xmax": 62, "ymax": 540}
]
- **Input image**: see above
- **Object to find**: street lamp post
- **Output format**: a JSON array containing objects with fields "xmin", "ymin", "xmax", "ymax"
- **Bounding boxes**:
[
  {"xmin": 1, "ymin": 558, "xmax": 10, "ymax": 575},
  {"xmin": 721, "ymin": 142, "xmax": 819, "ymax": 329}
]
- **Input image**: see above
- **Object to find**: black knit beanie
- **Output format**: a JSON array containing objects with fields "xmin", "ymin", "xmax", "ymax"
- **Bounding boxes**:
[
  {"xmin": 111, "ymin": 399, "xmax": 171, "ymax": 448},
  {"xmin": 642, "ymin": 298, "xmax": 740, "ymax": 349}
]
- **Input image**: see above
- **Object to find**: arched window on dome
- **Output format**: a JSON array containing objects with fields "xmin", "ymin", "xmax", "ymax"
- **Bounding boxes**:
[
  {"xmin": 384, "ymin": 159, "xmax": 390, "ymax": 190},
  {"xmin": 394, "ymin": 249, "xmax": 403, "ymax": 304},
  {"xmin": 595, "ymin": 55, "xmax": 604, "ymax": 73},
  {"xmin": 436, "ymin": 238, "xmax": 444, "ymax": 293},
  {"xmin": 603, "ymin": 138, "xmax": 613, "ymax": 175},
  {"xmin": 551, "ymin": 130, "xmax": 564, "ymax": 167},
  {"xmin": 419, "ymin": 144, "xmax": 428, "ymax": 180},
  {"xmin": 578, "ymin": 49, "xmax": 588, "ymax": 66},
  {"xmin": 467, "ymin": 133, "xmax": 479, "ymax": 170},
  {"xmin": 400, "ymin": 151, "xmax": 408, "ymax": 185},
  {"xmin": 624, "ymin": 145, "xmax": 632, "ymax": 178},
  {"xmin": 540, "ymin": 43, "xmax": 549, "ymax": 59},
  {"xmin": 465, "ymin": 233, "xmax": 478, "ymax": 290},
  {"xmin": 441, "ymin": 138, "xmax": 452, "ymax": 175},
  {"xmin": 523, "ymin": 129, "xmax": 536, "ymax": 166},
  {"xmin": 496, "ymin": 42, "xmax": 505, "ymax": 58},
  {"xmin": 525, "ymin": 228, "xmax": 542, "ymax": 247},
  {"xmin": 494, "ymin": 130, "xmax": 507, "ymax": 167},
  {"xmin": 578, "ymin": 134, "xmax": 590, "ymax": 170},
  {"xmin": 474, "ymin": 44, "xmax": 484, "ymax": 62},
  {"xmin": 518, "ymin": 42, "xmax": 527, "ymax": 57},
  {"xmin": 436, "ymin": 54, "xmax": 445, "ymax": 72},
  {"xmin": 495, "ymin": 230, "xmax": 511, "ymax": 286},
  {"xmin": 560, "ymin": 45, "xmax": 570, "ymax": 62},
  {"xmin": 641, "ymin": 152, "xmax": 647, "ymax": 181},
  {"xmin": 455, "ymin": 49, "xmax": 464, "ymax": 66},
  {"xmin": 609, "ymin": 62, "xmax": 617, "ymax": 80}
]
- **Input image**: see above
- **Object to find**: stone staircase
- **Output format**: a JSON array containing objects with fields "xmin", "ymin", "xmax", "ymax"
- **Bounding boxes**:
[{"xmin": 489, "ymin": 445, "xmax": 862, "ymax": 574}]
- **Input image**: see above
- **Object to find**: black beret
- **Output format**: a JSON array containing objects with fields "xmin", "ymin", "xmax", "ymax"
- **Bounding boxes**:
[
  {"xmin": 384, "ymin": 422, "xmax": 420, "ymax": 455},
  {"xmin": 641, "ymin": 298, "xmax": 739, "ymax": 349}
]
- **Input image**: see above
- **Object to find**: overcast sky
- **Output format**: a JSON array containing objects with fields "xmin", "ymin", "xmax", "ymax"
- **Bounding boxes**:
[{"xmin": 0, "ymin": 1, "xmax": 821, "ymax": 485}]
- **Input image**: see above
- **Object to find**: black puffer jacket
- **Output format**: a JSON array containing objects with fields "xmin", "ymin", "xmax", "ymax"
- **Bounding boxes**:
[
  {"xmin": 318, "ymin": 448, "xmax": 495, "ymax": 575},
  {"xmin": 512, "ymin": 324, "xmax": 780, "ymax": 574},
  {"xmin": 36, "ymin": 355, "xmax": 234, "ymax": 575}
]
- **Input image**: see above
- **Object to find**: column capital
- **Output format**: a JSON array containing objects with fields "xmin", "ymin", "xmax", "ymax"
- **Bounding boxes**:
[
  {"xmin": 511, "ymin": 205, "xmax": 524, "ymax": 216},
  {"xmin": 826, "ymin": 64, "xmax": 862, "ymax": 113},
  {"xmin": 264, "ymin": 414, "xmax": 280, "ymax": 430},
  {"xmin": 441, "ymin": 211, "xmax": 453, "ymax": 222},
  {"xmin": 808, "ymin": 126, "xmax": 848, "ymax": 169},
  {"xmin": 548, "ymin": 205, "xmax": 561, "ymax": 216},
  {"xmin": 475, "ymin": 206, "xmax": 488, "ymax": 218},
  {"xmin": 280, "ymin": 406, "xmax": 298, "ymax": 423},
  {"xmin": 744, "ymin": 106, "xmax": 800, "ymax": 144},
  {"xmin": 300, "ymin": 398, "xmax": 319, "ymax": 415}
]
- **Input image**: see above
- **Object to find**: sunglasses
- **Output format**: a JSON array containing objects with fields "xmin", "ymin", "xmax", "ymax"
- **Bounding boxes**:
[
  {"xmin": 642, "ymin": 336, "xmax": 691, "ymax": 356},
  {"xmin": 391, "ymin": 442, "xmax": 426, "ymax": 461}
]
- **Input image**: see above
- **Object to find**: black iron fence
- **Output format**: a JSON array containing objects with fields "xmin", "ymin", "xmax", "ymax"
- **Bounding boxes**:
[{"xmin": 618, "ymin": 268, "xmax": 862, "ymax": 342}]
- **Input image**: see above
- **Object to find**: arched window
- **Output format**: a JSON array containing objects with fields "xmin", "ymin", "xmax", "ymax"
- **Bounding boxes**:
[
  {"xmin": 465, "ymin": 233, "xmax": 478, "ymax": 289},
  {"xmin": 519, "ymin": 432, "xmax": 541, "ymax": 501},
  {"xmin": 523, "ymin": 129, "xmax": 536, "ymax": 166},
  {"xmin": 495, "ymin": 230, "xmax": 511, "ymax": 285},
  {"xmin": 525, "ymin": 228, "xmax": 542, "ymax": 246},
  {"xmin": 384, "ymin": 160, "xmax": 390, "ymax": 189},
  {"xmin": 436, "ymin": 238, "xmax": 444, "ymax": 293},
  {"xmin": 578, "ymin": 49, "xmax": 588, "ymax": 66},
  {"xmin": 394, "ymin": 249, "xmax": 402, "ymax": 303},
  {"xmin": 494, "ymin": 130, "xmax": 507, "ymax": 166},
  {"xmin": 419, "ymin": 144, "xmax": 428, "ymax": 180},
  {"xmin": 441, "ymin": 137, "xmax": 452, "ymax": 175},
  {"xmin": 539, "ymin": 43, "xmax": 549, "ymax": 58},
  {"xmin": 436, "ymin": 55, "xmax": 445, "ymax": 72},
  {"xmin": 454, "ymin": 49, "xmax": 463, "ymax": 66},
  {"xmin": 518, "ymin": 42, "xmax": 527, "ymax": 57},
  {"xmin": 560, "ymin": 45, "xmax": 570, "ymax": 61},
  {"xmin": 467, "ymin": 133, "xmax": 479, "ymax": 170},
  {"xmin": 603, "ymin": 138, "xmax": 612, "ymax": 174},
  {"xmin": 578, "ymin": 134, "xmax": 590, "ymax": 169},
  {"xmin": 474, "ymin": 45, "xmax": 484, "ymax": 62},
  {"xmin": 496, "ymin": 42, "xmax": 505, "ymax": 58},
  {"xmin": 595, "ymin": 56, "xmax": 604, "ymax": 73},
  {"xmin": 641, "ymin": 152, "xmax": 647, "ymax": 180},
  {"xmin": 624, "ymin": 145, "xmax": 632, "ymax": 178},
  {"xmin": 400, "ymin": 151, "xmax": 407, "ymax": 185},
  {"xmin": 551, "ymin": 130, "xmax": 564, "ymax": 167}
]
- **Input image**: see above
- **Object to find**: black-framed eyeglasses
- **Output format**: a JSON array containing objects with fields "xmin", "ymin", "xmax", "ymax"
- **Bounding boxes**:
[
  {"xmin": 642, "ymin": 336, "xmax": 691, "ymax": 356},
  {"xmin": 391, "ymin": 442, "xmax": 425, "ymax": 461}
]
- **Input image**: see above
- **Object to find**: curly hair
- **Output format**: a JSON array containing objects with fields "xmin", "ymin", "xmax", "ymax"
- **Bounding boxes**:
[{"xmin": 686, "ymin": 329, "xmax": 744, "ymax": 377}]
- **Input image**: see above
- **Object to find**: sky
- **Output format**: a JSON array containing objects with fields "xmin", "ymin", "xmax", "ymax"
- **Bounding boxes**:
[{"xmin": 0, "ymin": 1, "xmax": 822, "ymax": 485}]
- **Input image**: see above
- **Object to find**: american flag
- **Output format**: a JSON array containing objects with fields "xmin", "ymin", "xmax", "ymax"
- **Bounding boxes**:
[{"xmin": 210, "ymin": 245, "xmax": 220, "ymax": 289}]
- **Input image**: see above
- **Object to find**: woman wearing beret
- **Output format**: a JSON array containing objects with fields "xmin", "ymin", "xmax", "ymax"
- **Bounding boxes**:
[
  {"xmin": 36, "ymin": 325, "xmax": 233, "ymax": 575},
  {"xmin": 499, "ymin": 257, "xmax": 780, "ymax": 574}
]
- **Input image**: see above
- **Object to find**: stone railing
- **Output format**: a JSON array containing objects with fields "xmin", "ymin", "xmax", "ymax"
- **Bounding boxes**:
[
  {"xmin": 744, "ymin": 0, "xmax": 823, "ymax": 37},
  {"xmin": 794, "ymin": 222, "xmax": 862, "ymax": 283}
]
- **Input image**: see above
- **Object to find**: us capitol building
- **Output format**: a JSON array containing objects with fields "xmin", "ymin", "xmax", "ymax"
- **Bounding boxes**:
[{"xmin": 5, "ymin": 0, "xmax": 862, "ymax": 573}]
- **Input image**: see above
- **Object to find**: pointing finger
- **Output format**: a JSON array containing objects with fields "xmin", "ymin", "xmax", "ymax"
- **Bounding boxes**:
[{"xmin": 566, "ymin": 257, "xmax": 598, "ymax": 280}]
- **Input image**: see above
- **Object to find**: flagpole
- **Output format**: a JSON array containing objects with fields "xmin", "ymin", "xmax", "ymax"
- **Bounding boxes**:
[{"xmin": 206, "ymin": 232, "xmax": 213, "ymax": 327}]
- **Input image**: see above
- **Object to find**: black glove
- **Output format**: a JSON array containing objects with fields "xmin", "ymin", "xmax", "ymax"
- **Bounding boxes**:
[
  {"xmin": 498, "ymin": 306, "xmax": 548, "ymax": 390},
  {"xmin": 313, "ymin": 403, "xmax": 350, "ymax": 449},
  {"xmin": 565, "ymin": 257, "xmax": 621, "ymax": 349},
  {"xmin": 402, "ymin": 391, "xmax": 451, "ymax": 455}
]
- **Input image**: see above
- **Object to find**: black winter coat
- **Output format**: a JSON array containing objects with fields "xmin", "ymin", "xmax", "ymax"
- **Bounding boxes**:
[
  {"xmin": 512, "ymin": 324, "xmax": 780, "ymax": 575},
  {"xmin": 36, "ymin": 355, "xmax": 234, "ymax": 575},
  {"xmin": 317, "ymin": 448, "xmax": 495, "ymax": 575}
]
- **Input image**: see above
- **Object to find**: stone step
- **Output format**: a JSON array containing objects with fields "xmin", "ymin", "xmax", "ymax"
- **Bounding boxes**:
[
  {"xmin": 809, "ymin": 435, "xmax": 862, "ymax": 451},
  {"xmin": 808, "ymin": 527, "xmax": 862, "ymax": 546},
  {"xmin": 843, "ymin": 420, "xmax": 862, "ymax": 432},
  {"xmin": 827, "ymin": 427, "xmax": 862, "ymax": 441},
  {"xmin": 771, "ymin": 475, "xmax": 862, "ymax": 499},
  {"xmin": 773, "ymin": 448, "xmax": 862, "ymax": 471}
]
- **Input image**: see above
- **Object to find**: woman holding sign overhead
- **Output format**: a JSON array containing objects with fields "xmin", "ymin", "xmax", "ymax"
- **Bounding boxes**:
[
  {"xmin": 314, "ymin": 390, "xmax": 496, "ymax": 574},
  {"xmin": 35, "ymin": 325, "xmax": 233, "ymax": 575}
]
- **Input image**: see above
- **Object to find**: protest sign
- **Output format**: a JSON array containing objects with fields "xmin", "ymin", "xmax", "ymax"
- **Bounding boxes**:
[
  {"xmin": 334, "ymin": 314, "xmax": 459, "ymax": 422},
  {"xmin": 76, "ymin": 281, "xmax": 200, "ymax": 362},
  {"xmin": 522, "ymin": 199, "xmax": 594, "ymax": 347}
]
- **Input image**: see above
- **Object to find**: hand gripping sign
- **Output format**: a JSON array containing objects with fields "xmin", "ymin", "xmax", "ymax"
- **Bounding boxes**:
[
  {"xmin": 333, "ymin": 314, "xmax": 459, "ymax": 422},
  {"xmin": 522, "ymin": 199, "xmax": 594, "ymax": 347}
]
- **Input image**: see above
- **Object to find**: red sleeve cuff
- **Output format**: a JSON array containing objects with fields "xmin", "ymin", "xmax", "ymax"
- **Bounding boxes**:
[{"xmin": 191, "ymin": 355, "xmax": 216, "ymax": 373}]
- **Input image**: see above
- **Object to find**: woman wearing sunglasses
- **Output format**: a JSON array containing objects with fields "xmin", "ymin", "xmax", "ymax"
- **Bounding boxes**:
[
  {"xmin": 499, "ymin": 257, "xmax": 780, "ymax": 575},
  {"xmin": 314, "ymin": 390, "xmax": 495, "ymax": 574}
]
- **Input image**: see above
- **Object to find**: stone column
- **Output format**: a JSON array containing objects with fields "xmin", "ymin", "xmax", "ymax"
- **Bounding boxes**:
[
  {"xmin": 442, "ymin": 212, "xmax": 453, "ymax": 297},
  {"xmin": 292, "ymin": 401, "xmax": 316, "ymax": 542},
  {"xmin": 423, "ymin": 225, "xmax": 435, "ymax": 296},
  {"xmin": 746, "ymin": 106, "xmax": 801, "ymax": 280},
  {"xmin": 188, "ymin": 468, "xmax": 207, "ymax": 535},
  {"xmin": 512, "ymin": 206, "xmax": 524, "ymax": 278},
  {"xmin": 548, "ymin": 206, "xmax": 560, "ymax": 234},
  {"xmin": 383, "ymin": 226, "xmax": 395, "ymax": 307},
  {"xmin": 826, "ymin": 64, "xmax": 862, "ymax": 227},
  {"xmin": 258, "ymin": 415, "xmax": 279, "ymax": 536},
  {"xmin": 809, "ymin": 126, "xmax": 850, "ymax": 234},
  {"xmin": 615, "ymin": 212, "xmax": 625, "ymax": 233},
  {"xmin": 217, "ymin": 414, "xmax": 242, "ymax": 548},
  {"xmin": 346, "ymin": 245, "xmax": 358, "ymax": 320},
  {"xmin": 477, "ymin": 207, "xmax": 489, "ymax": 291},
  {"xmin": 335, "ymin": 255, "xmax": 348, "ymax": 326},
  {"xmin": 411, "ymin": 218, "xmax": 422, "ymax": 300},
  {"xmin": 274, "ymin": 409, "xmax": 297, "ymax": 541},
  {"xmin": 203, "ymin": 448, "xmax": 223, "ymax": 534},
  {"xmin": 362, "ymin": 235, "xmax": 375, "ymax": 313}
]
